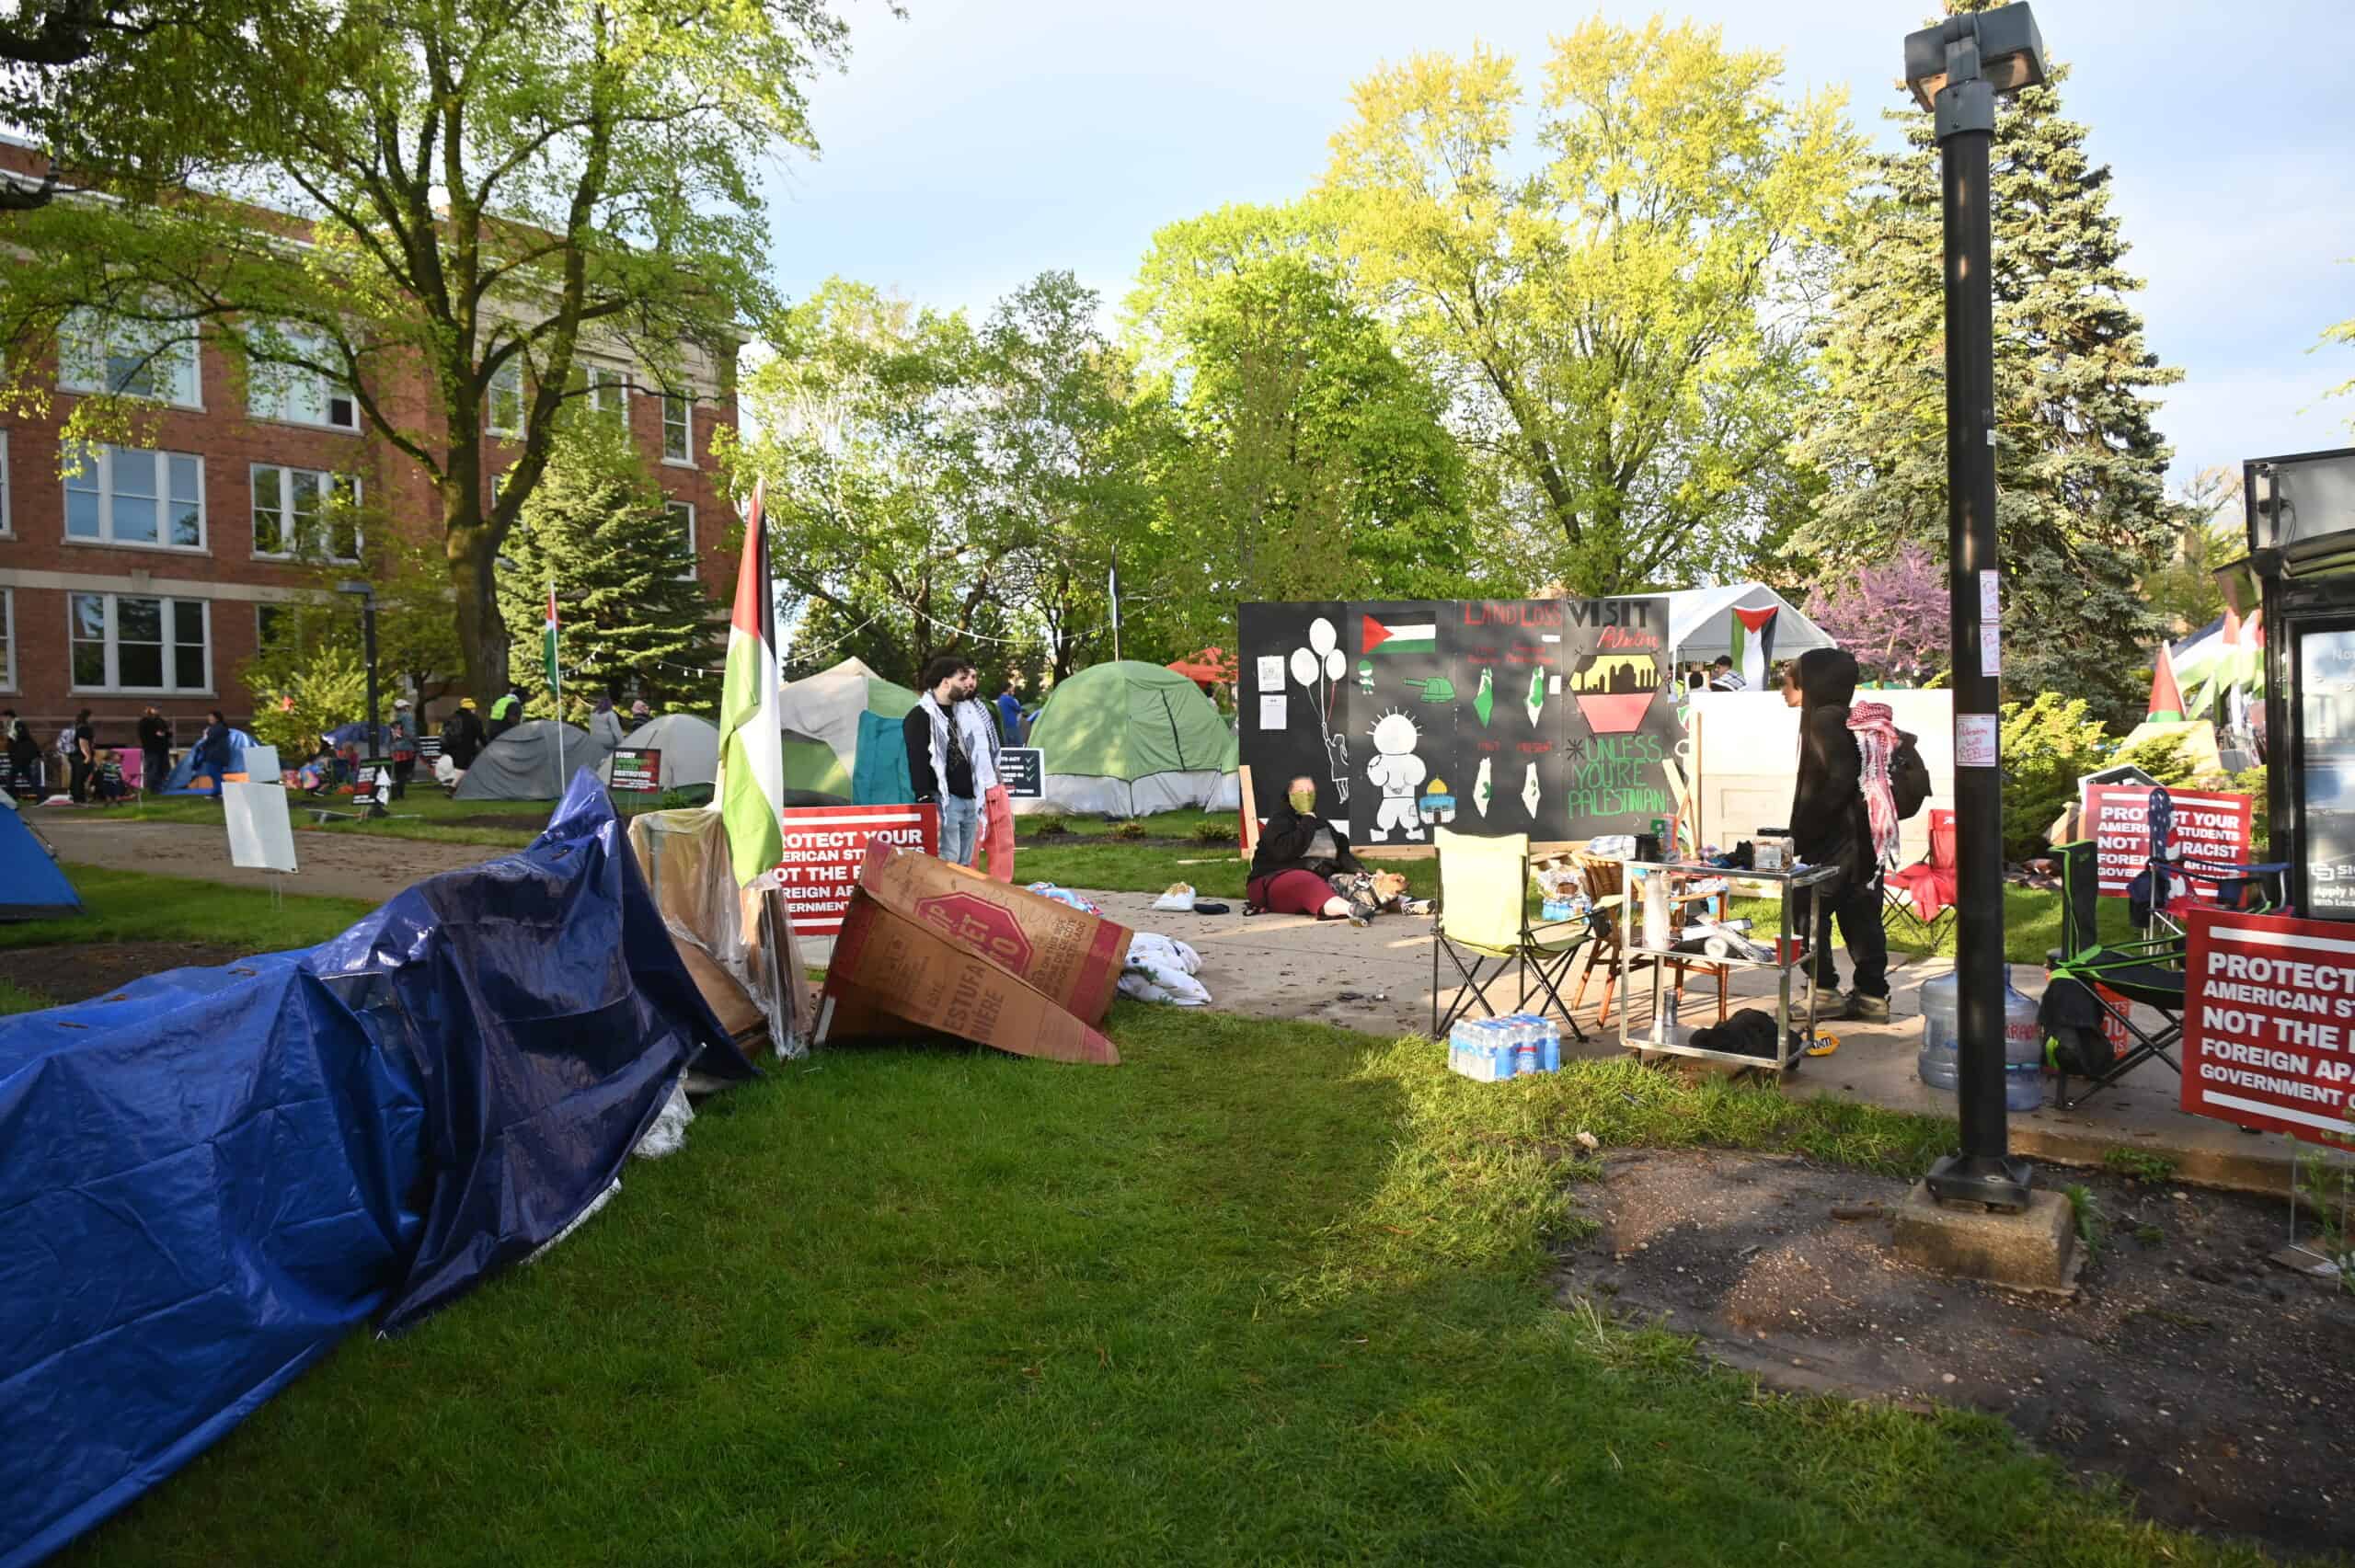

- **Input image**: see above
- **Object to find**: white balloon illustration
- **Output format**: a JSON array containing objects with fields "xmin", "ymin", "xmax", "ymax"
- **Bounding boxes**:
[
  {"xmin": 1324, "ymin": 648, "xmax": 1346, "ymax": 681},
  {"xmin": 1308, "ymin": 617, "xmax": 1338, "ymax": 657},
  {"xmin": 1290, "ymin": 647, "xmax": 1318, "ymax": 687}
]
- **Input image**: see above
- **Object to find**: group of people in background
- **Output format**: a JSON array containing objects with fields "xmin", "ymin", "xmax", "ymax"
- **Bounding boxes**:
[{"xmin": 904, "ymin": 656, "xmax": 1016, "ymax": 878}]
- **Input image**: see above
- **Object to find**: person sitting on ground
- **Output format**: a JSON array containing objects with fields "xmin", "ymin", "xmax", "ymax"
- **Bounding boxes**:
[
  {"xmin": 442, "ymin": 698, "xmax": 485, "ymax": 773},
  {"xmin": 1246, "ymin": 776, "xmax": 1377, "ymax": 926},
  {"xmin": 91, "ymin": 746, "xmax": 129, "ymax": 804}
]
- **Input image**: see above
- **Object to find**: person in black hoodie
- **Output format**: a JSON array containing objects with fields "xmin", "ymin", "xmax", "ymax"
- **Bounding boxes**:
[
  {"xmin": 1246, "ymin": 774, "xmax": 1373, "ymax": 924},
  {"xmin": 1786, "ymin": 647, "xmax": 1890, "ymax": 1023}
]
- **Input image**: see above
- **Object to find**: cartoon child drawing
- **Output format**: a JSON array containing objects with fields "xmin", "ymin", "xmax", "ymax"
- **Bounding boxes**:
[{"xmin": 1366, "ymin": 711, "xmax": 1429, "ymax": 841}]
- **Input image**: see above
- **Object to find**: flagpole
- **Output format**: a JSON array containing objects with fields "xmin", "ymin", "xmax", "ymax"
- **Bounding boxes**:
[{"xmin": 550, "ymin": 576, "xmax": 564, "ymax": 794}]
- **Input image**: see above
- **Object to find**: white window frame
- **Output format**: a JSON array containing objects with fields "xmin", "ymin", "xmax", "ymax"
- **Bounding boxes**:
[
  {"xmin": 488, "ymin": 357, "xmax": 523, "ymax": 438},
  {"xmin": 666, "ymin": 499, "xmax": 695, "ymax": 579},
  {"xmin": 247, "ymin": 321, "xmax": 358, "ymax": 432},
  {"xmin": 59, "ymin": 305, "xmax": 202, "ymax": 409},
  {"xmin": 251, "ymin": 464, "xmax": 362, "ymax": 563},
  {"xmin": 587, "ymin": 363, "xmax": 628, "ymax": 420},
  {"xmin": 0, "ymin": 587, "xmax": 15, "ymax": 692},
  {"xmin": 661, "ymin": 392, "xmax": 693, "ymax": 466},
  {"xmin": 63, "ymin": 444, "xmax": 208, "ymax": 553},
  {"xmin": 0, "ymin": 429, "xmax": 12, "ymax": 537},
  {"xmin": 68, "ymin": 591, "xmax": 213, "ymax": 694}
]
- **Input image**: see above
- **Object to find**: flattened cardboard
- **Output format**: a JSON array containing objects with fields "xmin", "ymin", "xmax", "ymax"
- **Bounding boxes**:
[
  {"xmin": 855, "ymin": 841, "xmax": 1130, "ymax": 1024},
  {"xmin": 820, "ymin": 890, "xmax": 1120, "ymax": 1066}
]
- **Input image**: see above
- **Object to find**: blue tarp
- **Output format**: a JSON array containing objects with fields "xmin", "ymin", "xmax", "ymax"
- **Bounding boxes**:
[
  {"xmin": 158, "ymin": 727, "xmax": 257, "ymax": 794},
  {"xmin": 852, "ymin": 708, "xmax": 913, "ymax": 804},
  {"xmin": 0, "ymin": 773, "xmax": 750, "ymax": 1567},
  {"xmin": 0, "ymin": 803, "xmax": 80, "ymax": 918}
]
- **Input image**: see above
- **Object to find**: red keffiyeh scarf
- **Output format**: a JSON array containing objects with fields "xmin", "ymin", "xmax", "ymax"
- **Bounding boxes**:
[{"xmin": 1848, "ymin": 701, "xmax": 1902, "ymax": 867}]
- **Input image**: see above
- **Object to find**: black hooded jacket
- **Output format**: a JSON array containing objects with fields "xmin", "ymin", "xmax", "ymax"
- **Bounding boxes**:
[
  {"xmin": 1249, "ymin": 799, "xmax": 1361, "ymax": 883},
  {"xmin": 1786, "ymin": 647, "xmax": 1871, "ymax": 884}
]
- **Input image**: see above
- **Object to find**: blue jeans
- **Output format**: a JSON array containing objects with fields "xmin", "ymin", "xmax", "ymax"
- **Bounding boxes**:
[{"xmin": 937, "ymin": 793, "xmax": 980, "ymax": 866}]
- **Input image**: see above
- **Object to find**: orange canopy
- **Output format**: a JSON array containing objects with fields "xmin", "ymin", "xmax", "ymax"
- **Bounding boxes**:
[{"xmin": 1166, "ymin": 647, "xmax": 1237, "ymax": 684}]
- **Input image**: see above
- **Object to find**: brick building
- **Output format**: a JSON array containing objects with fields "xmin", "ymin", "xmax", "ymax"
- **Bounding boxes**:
[{"xmin": 0, "ymin": 143, "xmax": 740, "ymax": 763}]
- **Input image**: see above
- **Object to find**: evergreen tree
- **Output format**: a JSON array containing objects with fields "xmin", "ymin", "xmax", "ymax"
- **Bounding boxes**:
[
  {"xmin": 1791, "ymin": 0, "xmax": 2181, "ymax": 726},
  {"xmin": 496, "ymin": 416, "xmax": 720, "ymax": 717}
]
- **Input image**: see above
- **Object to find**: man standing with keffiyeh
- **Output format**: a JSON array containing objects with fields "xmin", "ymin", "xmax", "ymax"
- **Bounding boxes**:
[
  {"xmin": 1787, "ymin": 647, "xmax": 1891, "ymax": 1024},
  {"xmin": 902, "ymin": 654, "xmax": 1000, "ymax": 867}
]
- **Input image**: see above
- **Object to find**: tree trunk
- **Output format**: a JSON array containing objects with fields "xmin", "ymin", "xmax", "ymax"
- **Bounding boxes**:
[{"xmin": 447, "ymin": 521, "xmax": 507, "ymax": 704}]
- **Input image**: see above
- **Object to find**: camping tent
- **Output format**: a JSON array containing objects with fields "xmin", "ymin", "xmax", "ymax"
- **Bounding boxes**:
[
  {"xmin": 776, "ymin": 658, "xmax": 919, "ymax": 779},
  {"xmin": 0, "ymin": 791, "xmax": 81, "ymax": 919},
  {"xmin": 158, "ymin": 728, "xmax": 258, "ymax": 795},
  {"xmin": 783, "ymin": 728, "xmax": 855, "ymax": 799},
  {"xmin": 1021, "ymin": 660, "xmax": 1236, "ymax": 816},
  {"xmin": 454, "ymin": 719, "xmax": 609, "ymax": 800},
  {"xmin": 1626, "ymin": 584, "xmax": 1837, "ymax": 683},
  {"xmin": 596, "ymin": 714, "xmax": 718, "ymax": 793}
]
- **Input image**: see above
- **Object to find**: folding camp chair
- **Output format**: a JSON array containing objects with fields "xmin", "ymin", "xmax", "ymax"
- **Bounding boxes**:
[
  {"xmin": 2039, "ymin": 840, "xmax": 2197, "ymax": 1110},
  {"xmin": 1430, "ymin": 828, "xmax": 1591, "ymax": 1042},
  {"xmin": 1568, "ymin": 852, "xmax": 1729, "ymax": 1028},
  {"xmin": 1884, "ymin": 807, "xmax": 1959, "ymax": 944}
]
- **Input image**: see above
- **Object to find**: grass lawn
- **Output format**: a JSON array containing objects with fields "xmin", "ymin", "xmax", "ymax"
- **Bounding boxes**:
[
  {"xmin": 0, "ymin": 866, "xmax": 377, "ymax": 956},
  {"xmin": 56, "ymin": 1007, "xmax": 2250, "ymax": 1566}
]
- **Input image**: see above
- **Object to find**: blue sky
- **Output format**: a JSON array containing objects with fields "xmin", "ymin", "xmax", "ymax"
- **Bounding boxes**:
[{"xmin": 762, "ymin": 0, "xmax": 2354, "ymax": 493}]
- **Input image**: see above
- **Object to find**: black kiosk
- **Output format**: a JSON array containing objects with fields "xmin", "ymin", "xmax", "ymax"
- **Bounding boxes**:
[{"xmin": 2246, "ymin": 445, "xmax": 2355, "ymax": 918}]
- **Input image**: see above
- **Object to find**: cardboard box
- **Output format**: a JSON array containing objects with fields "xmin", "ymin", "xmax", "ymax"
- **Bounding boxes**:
[
  {"xmin": 818, "ymin": 889, "xmax": 1120, "ymax": 1066},
  {"xmin": 854, "ymin": 841, "xmax": 1131, "ymax": 1024}
]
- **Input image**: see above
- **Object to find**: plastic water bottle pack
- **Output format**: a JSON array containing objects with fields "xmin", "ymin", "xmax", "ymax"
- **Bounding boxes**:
[{"xmin": 1447, "ymin": 1014, "xmax": 1563, "ymax": 1081}]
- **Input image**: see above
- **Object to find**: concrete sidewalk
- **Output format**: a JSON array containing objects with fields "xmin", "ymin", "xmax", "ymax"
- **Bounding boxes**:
[{"xmin": 1087, "ymin": 890, "xmax": 2298, "ymax": 1198}]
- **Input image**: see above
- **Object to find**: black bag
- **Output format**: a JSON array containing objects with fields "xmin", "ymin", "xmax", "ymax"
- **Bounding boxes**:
[{"xmin": 1890, "ymin": 728, "xmax": 1932, "ymax": 819}]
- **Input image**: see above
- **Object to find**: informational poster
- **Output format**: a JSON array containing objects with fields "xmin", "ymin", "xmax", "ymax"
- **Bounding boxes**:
[
  {"xmin": 774, "ymin": 803, "xmax": 938, "ymax": 938},
  {"xmin": 1239, "ymin": 598, "xmax": 1679, "ymax": 842},
  {"xmin": 222, "ymin": 781, "xmax": 298, "ymax": 873},
  {"xmin": 2083, "ymin": 784, "xmax": 2254, "ymax": 902},
  {"xmin": 999, "ymin": 746, "xmax": 1044, "ymax": 800},
  {"xmin": 2183, "ymin": 908, "xmax": 2355, "ymax": 1146},
  {"xmin": 1258, "ymin": 694, "xmax": 1287, "ymax": 730},
  {"xmin": 1956, "ymin": 714, "xmax": 1998, "ymax": 769},
  {"xmin": 607, "ymin": 748, "xmax": 663, "ymax": 793},
  {"xmin": 2297, "ymin": 626, "xmax": 2355, "ymax": 917}
]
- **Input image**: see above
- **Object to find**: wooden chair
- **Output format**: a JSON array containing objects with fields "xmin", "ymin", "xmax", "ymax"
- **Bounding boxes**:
[{"xmin": 1568, "ymin": 852, "xmax": 1729, "ymax": 1028}]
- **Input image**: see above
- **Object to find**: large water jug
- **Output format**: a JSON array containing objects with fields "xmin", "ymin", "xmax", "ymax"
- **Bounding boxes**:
[
  {"xmin": 1916, "ymin": 972, "xmax": 1959, "ymax": 1090},
  {"xmin": 2003, "ymin": 969, "xmax": 2045, "ymax": 1112}
]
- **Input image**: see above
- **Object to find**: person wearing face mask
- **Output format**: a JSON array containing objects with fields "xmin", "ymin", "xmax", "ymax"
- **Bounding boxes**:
[{"xmin": 1246, "ymin": 775, "xmax": 1375, "ymax": 925}]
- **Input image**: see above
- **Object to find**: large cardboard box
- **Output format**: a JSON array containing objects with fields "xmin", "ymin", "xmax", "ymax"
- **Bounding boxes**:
[
  {"xmin": 818, "ymin": 890, "xmax": 1120, "ymax": 1066},
  {"xmin": 854, "ymin": 841, "xmax": 1131, "ymax": 1024}
]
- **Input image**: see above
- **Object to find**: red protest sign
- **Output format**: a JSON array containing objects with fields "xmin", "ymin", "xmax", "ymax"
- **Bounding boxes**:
[
  {"xmin": 2183, "ymin": 907, "xmax": 2355, "ymax": 1147},
  {"xmin": 2082, "ymin": 784, "xmax": 2253, "ymax": 903},
  {"xmin": 775, "ymin": 804, "xmax": 937, "ymax": 938}
]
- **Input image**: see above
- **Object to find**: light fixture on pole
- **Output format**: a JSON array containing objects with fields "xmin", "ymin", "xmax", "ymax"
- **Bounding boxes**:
[
  {"xmin": 1903, "ymin": 2, "xmax": 2046, "ymax": 1212},
  {"xmin": 335, "ymin": 578, "xmax": 387, "ymax": 819}
]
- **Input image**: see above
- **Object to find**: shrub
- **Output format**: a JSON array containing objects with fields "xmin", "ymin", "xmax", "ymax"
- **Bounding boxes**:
[
  {"xmin": 2110, "ymin": 732, "xmax": 2201, "ymax": 788},
  {"xmin": 1029, "ymin": 816, "xmax": 1070, "ymax": 837},
  {"xmin": 1999, "ymin": 692, "xmax": 2109, "ymax": 859},
  {"xmin": 1110, "ymin": 819, "xmax": 1147, "ymax": 841},
  {"xmin": 2229, "ymin": 766, "xmax": 2269, "ymax": 851},
  {"xmin": 1189, "ymin": 819, "xmax": 1238, "ymax": 846}
]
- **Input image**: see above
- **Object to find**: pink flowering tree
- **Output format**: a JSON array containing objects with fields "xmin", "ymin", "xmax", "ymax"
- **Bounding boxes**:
[{"xmin": 1804, "ymin": 544, "xmax": 1950, "ymax": 684}]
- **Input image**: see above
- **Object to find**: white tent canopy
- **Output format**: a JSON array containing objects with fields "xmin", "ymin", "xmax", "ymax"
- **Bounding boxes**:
[
  {"xmin": 1626, "ymin": 583, "xmax": 1837, "ymax": 666},
  {"xmin": 775, "ymin": 657, "xmax": 916, "ymax": 767},
  {"xmin": 596, "ymin": 714, "xmax": 718, "ymax": 792}
]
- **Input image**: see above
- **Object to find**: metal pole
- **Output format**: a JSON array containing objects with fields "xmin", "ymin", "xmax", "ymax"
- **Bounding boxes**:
[
  {"xmin": 1924, "ymin": 62, "xmax": 2030, "ymax": 1209},
  {"xmin": 361, "ymin": 593, "xmax": 386, "ymax": 820}
]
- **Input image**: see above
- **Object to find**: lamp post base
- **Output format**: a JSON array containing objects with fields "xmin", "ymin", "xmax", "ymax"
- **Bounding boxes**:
[{"xmin": 1924, "ymin": 1151, "xmax": 2034, "ymax": 1211}]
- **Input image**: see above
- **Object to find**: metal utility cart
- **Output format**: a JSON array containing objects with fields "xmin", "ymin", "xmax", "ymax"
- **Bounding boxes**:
[{"xmin": 1614, "ymin": 858, "xmax": 1839, "ymax": 1071}]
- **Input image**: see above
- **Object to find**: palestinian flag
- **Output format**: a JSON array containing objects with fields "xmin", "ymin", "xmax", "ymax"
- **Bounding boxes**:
[
  {"xmin": 1361, "ymin": 612, "xmax": 1436, "ymax": 656},
  {"xmin": 542, "ymin": 580, "xmax": 560, "ymax": 697},
  {"xmin": 715, "ymin": 478, "xmax": 785, "ymax": 886},
  {"xmin": 1729, "ymin": 605, "xmax": 1778, "ymax": 691},
  {"xmin": 2147, "ymin": 642, "xmax": 2186, "ymax": 723}
]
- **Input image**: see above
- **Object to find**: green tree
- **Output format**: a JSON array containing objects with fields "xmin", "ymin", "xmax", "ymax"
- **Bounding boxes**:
[
  {"xmin": 1791, "ymin": 0, "xmax": 2181, "ymax": 726},
  {"xmin": 494, "ymin": 415, "xmax": 718, "ymax": 715},
  {"xmin": 1127, "ymin": 201, "xmax": 1475, "ymax": 653},
  {"xmin": 0, "ymin": 0, "xmax": 850, "ymax": 702},
  {"xmin": 244, "ymin": 639, "xmax": 369, "ymax": 757},
  {"xmin": 2142, "ymin": 467, "xmax": 2243, "ymax": 635},
  {"xmin": 1318, "ymin": 21, "xmax": 1859, "ymax": 594}
]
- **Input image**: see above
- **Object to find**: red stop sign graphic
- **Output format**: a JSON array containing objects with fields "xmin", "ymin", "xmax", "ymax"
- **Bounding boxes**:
[{"xmin": 913, "ymin": 891, "xmax": 1036, "ymax": 971}]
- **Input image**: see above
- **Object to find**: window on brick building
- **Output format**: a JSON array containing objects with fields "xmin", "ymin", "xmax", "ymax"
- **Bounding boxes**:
[
  {"xmin": 487, "ymin": 357, "xmax": 523, "ymax": 437},
  {"xmin": 252, "ymin": 464, "xmax": 362, "ymax": 562},
  {"xmin": 661, "ymin": 392, "xmax": 691, "ymax": 464},
  {"xmin": 70, "ymin": 592, "xmax": 210, "ymax": 693},
  {"xmin": 0, "ymin": 589, "xmax": 15, "ymax": 692},
  {"xmin": 666, "ymin": 500, "xmax": 695, "ymax": 578},
  {"xmin": 63, "ymin": 444, "xmax": 205, "ymax": 550},
  {"xmin": 60, "ymin": 307, "xmax": 201, "ymax": 407},
  {"xmin": 247, "ymin": 322, "xmax": 359, "ymax": 430},
  {"xmin": 0, "ymin": 429, "xmax": 12, "ymax": 536},
  {"xmin": 587, "ymin": 364, "xmax": 627, "ymax": 422}
]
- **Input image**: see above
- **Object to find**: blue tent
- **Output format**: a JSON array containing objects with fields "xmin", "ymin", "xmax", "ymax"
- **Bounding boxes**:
[
  {"xmin": 851, "ymin": 708, "xmax": 913, "ymax": 804},
  {"xmin": 0, "ymin": 798, "xmax": 80, "ymax": 919},
  {"xmin": 158, "ymin": 727, "xmax": 258, "ymax": 795},
  {"xmin": 0, "ymin": 773, "xmax": 750, "ymax": 1566}
]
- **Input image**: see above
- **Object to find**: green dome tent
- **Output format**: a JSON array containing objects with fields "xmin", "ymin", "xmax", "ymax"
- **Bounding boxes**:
[
  {"xmin": 1024, "ymin": 660, "xmax": 1237, "ymax": 817},
  {"xmin": 776, "ymin": 657, "xmax": 917, "ymax": 795}
]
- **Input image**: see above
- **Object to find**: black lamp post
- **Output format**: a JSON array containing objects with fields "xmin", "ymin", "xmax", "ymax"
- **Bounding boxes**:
[
  {"xmin": 336, "ymin": 578, "xmax": 386, "ymax": 819},
  {"xmin": 1904, "ymin": 3, "xmax": 2046, "ymax": 1211}
]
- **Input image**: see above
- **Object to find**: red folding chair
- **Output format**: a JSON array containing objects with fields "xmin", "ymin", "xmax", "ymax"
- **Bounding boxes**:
[{"xmin": 1884, "ymin": 807, "xmax": 1957, "ymax": 944}]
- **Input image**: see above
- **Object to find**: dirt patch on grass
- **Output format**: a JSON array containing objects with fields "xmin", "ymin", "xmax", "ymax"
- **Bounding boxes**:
[
  {"xmin": 1557, "ymin": 1148, "xmax": 2353, "ymax": 1558},
  {"xmin": 0, "ymin": 941, "xmax": 249, "ymax": 1007}
]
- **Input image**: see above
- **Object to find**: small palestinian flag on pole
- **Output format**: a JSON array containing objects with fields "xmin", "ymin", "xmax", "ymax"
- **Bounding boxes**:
[
  {"xmin": 2147, "ymin": 641, "xmax": 2187, "ymax": 723},
  {"xmin": 543, "ymin": 579, "xmax": 560, "ymax": 696},
  {"xmin": 1729, "ymin": 605, "xmax": 1778, "ymax": 691},
  {"xmin": 1361, "ymin": 612, "xmax": 1437, "ymax": 656},
  {"xmin": 715, "ymin": 478, "xmax": 786, "ymax": 886}
]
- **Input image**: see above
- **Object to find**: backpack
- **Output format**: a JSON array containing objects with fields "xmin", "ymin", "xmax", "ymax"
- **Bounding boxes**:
[{"xmin": 1890, "ymin": 728, "xmax": 1932, "ymax": 819}]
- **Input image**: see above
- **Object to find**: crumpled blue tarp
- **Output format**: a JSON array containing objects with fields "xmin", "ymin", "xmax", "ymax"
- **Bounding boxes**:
[{"xmin": 0, "ymin": 772, "xmax": 750, "ymax": 1568}]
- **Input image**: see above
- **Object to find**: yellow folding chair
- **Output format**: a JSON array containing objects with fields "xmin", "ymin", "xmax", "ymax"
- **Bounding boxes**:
[{"xmin": 1430, "ymin": 827, "xmax": 1591, "ymax": 1041}]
